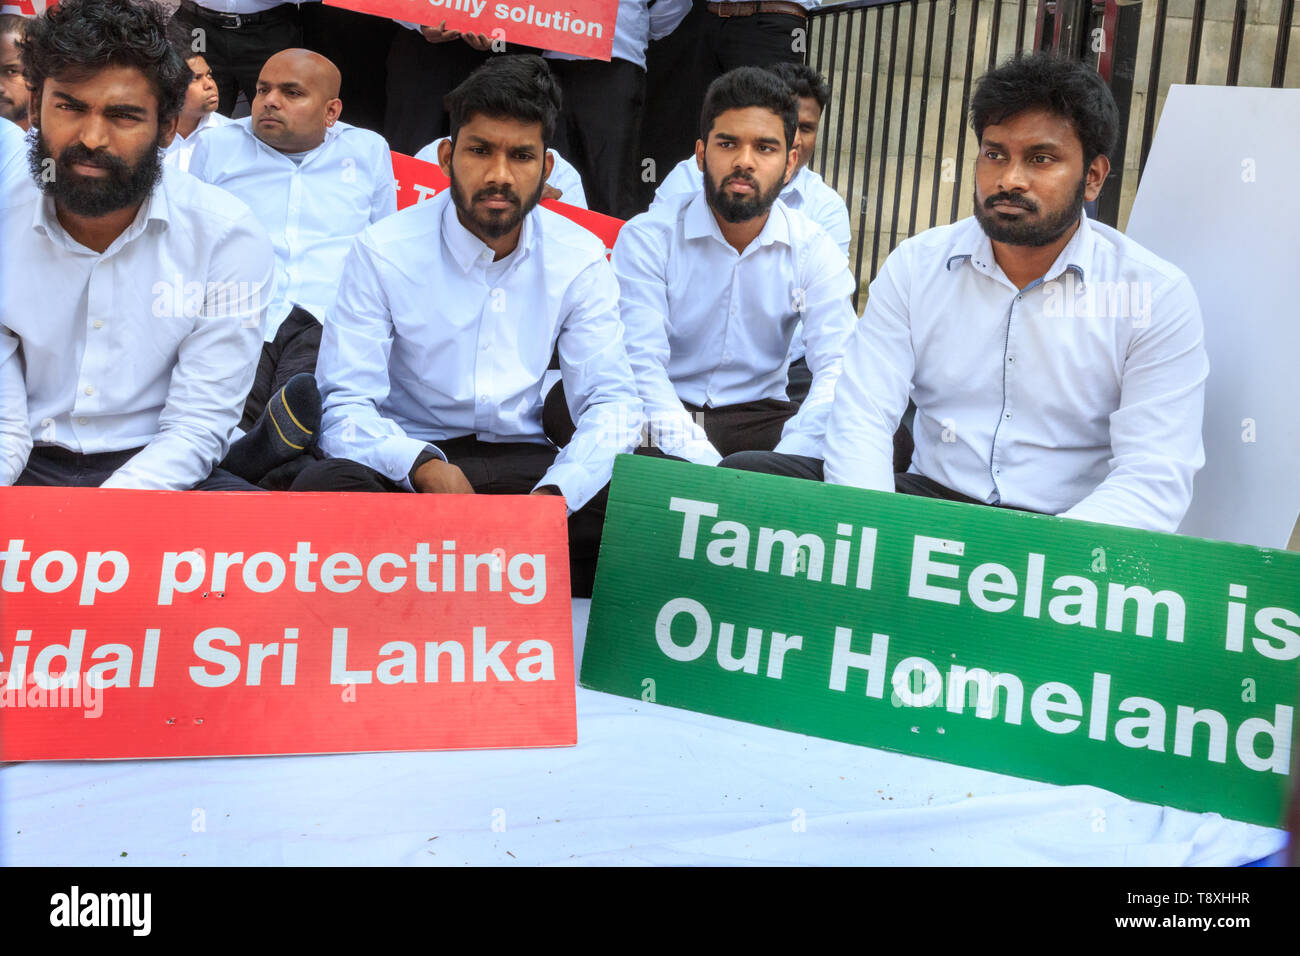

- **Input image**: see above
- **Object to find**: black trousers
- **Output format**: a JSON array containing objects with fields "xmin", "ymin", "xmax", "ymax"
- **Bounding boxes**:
[
  {"xmin": 169, "ymin": 2, "xmax": 303, "ymax": 118},
  {"xmin": 239, "ymin": 306, "xmax": 323, "ymax": 433},
  {"xmin": 719, "ymin": 451, "xmax": 1040, "ymax": 512},
  {"xmin": 638, "ymin": 2, "xmax": 806, "ymax": 210},
  {"xmin": 542, "ymin": 379, "xmax": 797, "ymax": 457},
  {"xmin": 383, "ymin": 31, "xmax": 539, "ymax": 156},
  {"xmin": 15, "ymin": 445, "xmax": 257, "ymax": 491},
  {"xmin": 549, "ymin": 58, "xmax": 646, "ymax": 220},
  {"xmin": 300, "ymin": 4, "xmax": 396, "ymax": 135},
  {"xmin": 289, "ymin": 437, "xmax": 609, "ymax": 598},
  {"xmin": 231, "ymin": 305, "xmax": 324, "ymax": 490}
]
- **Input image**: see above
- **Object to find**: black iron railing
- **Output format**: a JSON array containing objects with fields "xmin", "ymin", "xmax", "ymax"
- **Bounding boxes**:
[{"xmin": 807, "ymin": 0, "xmax": 1298, "ymax": 303}]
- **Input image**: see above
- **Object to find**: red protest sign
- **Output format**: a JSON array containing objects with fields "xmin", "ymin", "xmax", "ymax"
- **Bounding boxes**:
[
  {"xmin": 326, "ymin": 0, "xmax": 616, "ymax": 60},
  {"xmin": 0, "ymin": 488, "xmax": 576, "ymax": 760},
  {"xmin": 391, "ymin": 151, "xmax": 625, "ymax": 256}
]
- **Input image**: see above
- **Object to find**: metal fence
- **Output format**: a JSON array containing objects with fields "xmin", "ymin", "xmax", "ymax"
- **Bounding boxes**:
[{"xmin": 808, "ymin": 0, "xmax": 1299, "ymax": 303}]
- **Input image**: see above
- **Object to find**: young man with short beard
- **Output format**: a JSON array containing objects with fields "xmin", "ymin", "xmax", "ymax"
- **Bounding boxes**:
[
  {"xmin": 728, "ymin": 54, "xmax": 1208, "ymax": 535},
  {"xmin": 290, "ymin": 56, "xmax": 642, "ymax": 597},
  {"xmin": 0, "ymin": 13, "xmax": 31, "ymax": 131},
  {"xmin": 600, "ymin": 66, "xmax": 856, "ymax": 466},
  {"xmin": 0, "ymin": 0, "xmax": 272, "ymax": 492}
]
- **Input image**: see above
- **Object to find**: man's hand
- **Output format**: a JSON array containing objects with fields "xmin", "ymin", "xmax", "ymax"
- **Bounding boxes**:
[
  {"xmin": 421, "ymin": 21, "xmax": 461, "ymax": 43},
  {"xmin": 542, "ymin": 184, "xmax": 563, "ymax": 202},
  {"xmin": 413, "ymin": 458, "xmax": 475, "ymax": 494},
  {"xmin": 462, "ymin": 31, "xmax": 493, "ymax": 51}
]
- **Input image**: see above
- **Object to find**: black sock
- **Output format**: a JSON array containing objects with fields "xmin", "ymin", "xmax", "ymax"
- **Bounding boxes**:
[{"xmin": 221, "ymin": 373, "xmax": 321, "ymax": 483}]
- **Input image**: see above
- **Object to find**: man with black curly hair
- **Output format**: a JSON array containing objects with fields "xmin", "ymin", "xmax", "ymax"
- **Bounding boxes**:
[{"xmin": 0, "ymin": 0, "xmax": 273, "ymax": 492}]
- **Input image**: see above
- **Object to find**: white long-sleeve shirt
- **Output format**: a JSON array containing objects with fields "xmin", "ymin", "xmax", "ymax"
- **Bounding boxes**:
[
  {"xmin": 0, "ymin": 166, "xmax": 272, "ymax": 489},
  {"xmin": 162, "ymin": 110, "xmax": 230, "ymax": 173},
  {"xmin": 612, "ymin": 189, "xmax": 856, "ymax": 464},
  {"xmin": 414, "ymin": 136, "xmax": 589, "ymax": 210},
  {"xmin": 189, "ymin": 118, "xmax": 397, "ymax": 338},
  {"xmin": 316, "ymin": 188, "xmax": 642, "ymax": 511},
  {"xmin": 824, "ymin": 213, "xmax": 1209, "ymax": 533}
]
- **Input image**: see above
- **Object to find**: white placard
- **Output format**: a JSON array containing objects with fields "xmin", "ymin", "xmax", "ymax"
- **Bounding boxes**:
[{"xmin": 1127, "ymin": 84, "xmax": 1300, "ymax": 549}]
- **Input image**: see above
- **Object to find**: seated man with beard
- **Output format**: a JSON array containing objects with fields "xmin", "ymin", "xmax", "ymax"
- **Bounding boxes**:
[
  {"xmin": 573, "ymin": 66, "xmax": 855, "ymax": 465},
  {"xmin": 290, "ymin": 56, "xmax": 642, "ymax": 596},
  {"xmin": 727, "ymin": 53, "xmax": 1208, "ymax": 535},
  {"xmin": 0, "ymin": 0, "xmax": 271, "ymax": 492}
]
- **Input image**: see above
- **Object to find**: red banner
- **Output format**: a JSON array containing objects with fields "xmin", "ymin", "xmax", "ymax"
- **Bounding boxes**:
[
  {"xmin": 0, "ymin": 488, "xmax": 576, "ymax": 759},
  {"xmin": 326, "ymin": 0, "xmax": 617, "ymax": 60},
  {"xmin": 391, "ymin": 150, "xmax": 625, "ymax": 257}
]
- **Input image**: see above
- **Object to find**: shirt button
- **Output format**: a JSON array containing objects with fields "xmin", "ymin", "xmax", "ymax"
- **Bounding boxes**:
[
  {"xmin": 84, "ymin": 385, "xmax": 94, "ymax": 396},
  {"xmin": 994, "ymin": 468, "xmax": 1002, "ymax": 476},
  {"xmin": 1007, "ymin": 355, "xmax": 1015, "ymax": 363},
  {"xmin": 479, "ymin": 394, "xmax": 489, "ymax": 403},
  {"xmin": 1004, "ymin": 412, "xmax": 1012, "ymax": 420},
  {"xmin": 93, "ymin": 320, "xmax": 104, "ymax": 329},
  {"xmin": 77, "ymin": 417, "xmax": 88, "ymax": 425}
]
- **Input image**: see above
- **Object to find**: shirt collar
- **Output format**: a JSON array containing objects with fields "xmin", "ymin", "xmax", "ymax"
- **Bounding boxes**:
[
  {"xmin": 946, "ymin": 210, "xmax": 1094, "ymax": 287},
  {"xmin": 683, "ymin": 189, "xmax": 793, "ymax": 252},
  {"xmin": 31, "ymin": 164, "xmax": 172, "ymax": 252},
  {"xmin": 440, "ymin": 188, "xmax": 536, "ymax": 274},
  {"xmin": 238, "ymin": 116, "xmax": 339, "ymax": 167}
]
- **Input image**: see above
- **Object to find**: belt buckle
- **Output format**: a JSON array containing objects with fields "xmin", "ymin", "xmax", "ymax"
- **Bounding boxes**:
[{"xmin": 219, "ymin": 12, "xmax": 242, "ymax": 29}]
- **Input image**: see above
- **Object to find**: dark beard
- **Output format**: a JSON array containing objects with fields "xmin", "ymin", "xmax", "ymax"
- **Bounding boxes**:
[
  {"xmin": 973, "ymin": 174, "xmax": 1087, "ymax": 247},
  {"xmin": 29, "ymin": 128, "xmax": 164, "ymax": 218},
  {"xmin": 447, "ymin": 163, "xmax": 545, "ymax": 242},
  {"xmin": 704, "ymin": 167, "xmax": 784, "ymax": 224}
]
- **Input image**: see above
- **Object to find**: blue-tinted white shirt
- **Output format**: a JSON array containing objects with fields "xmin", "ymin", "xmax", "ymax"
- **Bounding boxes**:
[
  {"xmin": 316, "ymin": 189, "xmax": 642, "ymax": 511},
  {"xmin": 0, "ymin": 166, "xmax": 272, "ymax": 488},
  {"xmin": 824, "ymin": 213, "xmax": 1209, "ymax": 532},
  {"xmin": 189, "ymin": 118, "xmax": 396, "ymax": 338},
  {"xmin": 162, "ymin": 109, "xmax": 231, "ymax": 173},
  {"xmin": 612, "ymin": 189, "xmax": 856, "ymax": 464}
]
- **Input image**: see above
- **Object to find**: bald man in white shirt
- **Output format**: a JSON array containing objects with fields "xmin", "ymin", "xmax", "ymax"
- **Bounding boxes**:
[
  {"xmin": 291, "ymin": 56, "xmax": 642, "ymax": 596},
  {"xmin": 727, "ymin": 54, "xmax": 1208, "ymax": 535},
  {"xmin": 2, "ymin": 0, "xmax": 270, "ymax": 492},
  {"xmin": 190, "ymin": 48, "xmax": 397, "ymax": 487}
]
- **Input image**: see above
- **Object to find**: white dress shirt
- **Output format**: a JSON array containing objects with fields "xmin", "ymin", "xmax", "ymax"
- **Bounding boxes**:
[
  {"xmin": 544, "ymin": 0, "xmax": 692, "ymax": 69},
  {"xmin": 316, "ymin": 189, "xmax": 642, "ymax": 511},
  {"xmin": 415, "ymin": 136, "xmax": 588, "ymax": 210},
  {"xmin": 0, "ymin": 117, "xmax": 26, "ymax": 196},
  {"xmin": 612, "ymin": 189, "xmax": 856, "ymax": 464},
  {"xmin": 189, "ymin": 118, "xmax": 397, "ymax": 339},
  {"xmin": 162, "ymin": 110, "xmax": 231, "ymax": 173},
  {"xmin": 0, "ymin": 166, "xmax": 272, "ymax": 489},
  {"xmin": 824, "ymin": 213, "xmax": 1209, "ymax": 533}
]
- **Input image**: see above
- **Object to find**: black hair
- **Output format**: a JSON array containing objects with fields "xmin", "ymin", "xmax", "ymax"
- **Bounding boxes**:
[
  {"xmin": 969, "ymin": 52, "xmax": 1119, "ymax": 165},
  {"xmin": 766, "ymin": 61, "xmax": 829, "ymax": 112},
  {"xmin": 21, "ymin": 0, "xmax": 187, "ymax": 125},
  {"xmin": 444, "ymin": 54, "xmax": 561, "ymax": 147},
  {"xmin": 699, "ymin": 66, "xmax": 798, "ymax": 151},
  {"xmin": 0, "ymin": 13, "xmax": 29, "ymax": 38}
]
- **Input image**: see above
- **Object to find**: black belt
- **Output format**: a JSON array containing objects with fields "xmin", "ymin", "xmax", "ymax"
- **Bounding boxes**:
[{"xmin": 177, "ymin": 0, "xmax": 297, "ymax": 29}]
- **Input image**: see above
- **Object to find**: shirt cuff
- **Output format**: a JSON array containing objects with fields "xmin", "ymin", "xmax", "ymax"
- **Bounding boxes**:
[
  {"xmin": 380, "ymin": 436, "xmax": 445, "ymax": 491},
  {"xmin": 537, "ymin": 461, "xmax": 597, "ymax": 514}
]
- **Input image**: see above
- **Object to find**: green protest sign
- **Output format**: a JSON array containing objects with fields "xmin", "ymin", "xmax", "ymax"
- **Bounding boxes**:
[{"xmin": 581, "ymin": 456, "xmax": 1300, "ymax": 827}]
